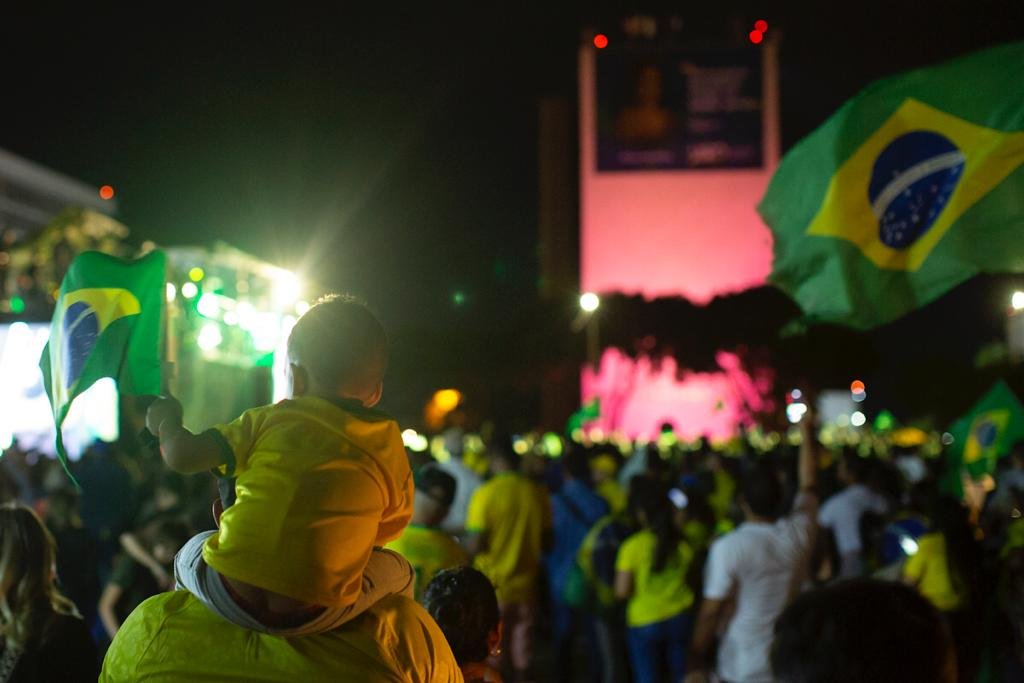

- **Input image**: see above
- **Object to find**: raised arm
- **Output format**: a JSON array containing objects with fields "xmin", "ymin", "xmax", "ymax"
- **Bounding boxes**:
[
  {"xmin": 145, "ymin": 396, "xmax": 223, "ymax": 474},
  {"xmin": 794, "ymin": 399, "xmax": 820, "ymax": 516}
]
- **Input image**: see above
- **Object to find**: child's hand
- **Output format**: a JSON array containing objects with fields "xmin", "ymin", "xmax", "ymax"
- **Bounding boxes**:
[{"xmin": 146, "ymin": 396, "xmax": 183, "ymax": 436}]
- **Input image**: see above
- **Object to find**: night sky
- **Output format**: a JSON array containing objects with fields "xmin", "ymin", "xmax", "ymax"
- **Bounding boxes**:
[{"xmin": 3, "ymin": 3, "xmax": 1024, "ymax": 425}]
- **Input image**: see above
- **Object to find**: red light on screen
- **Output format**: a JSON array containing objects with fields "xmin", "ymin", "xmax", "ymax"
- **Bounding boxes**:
[
  {"xmin": 754, "ymin": 19, "xmax": 768, "ymax": 33},
  {"xmin": 99, "ymin": 185, "xmax": 115, "ymax": 200},
  {"xmin": 593, "ymin": 34, "xmax": 609, "ymax": 49}
]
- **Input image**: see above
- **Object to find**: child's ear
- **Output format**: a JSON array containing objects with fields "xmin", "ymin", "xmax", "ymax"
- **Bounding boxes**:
[
  {"xmin": 364, "ymin": 381, "xmax": 384, "ymax": 408},
  {"xmin": 289, "ymin": 363, "xmax": 309, "ymax": 397},
  {"xmin": 488, "ymin": 620, "xmax": 503, "ymax": 657}
]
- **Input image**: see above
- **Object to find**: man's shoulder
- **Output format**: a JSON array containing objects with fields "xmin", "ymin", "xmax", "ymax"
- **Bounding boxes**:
[{"xmin": 104, "ymin": 592, "xmax": 462, "ymax": 682}]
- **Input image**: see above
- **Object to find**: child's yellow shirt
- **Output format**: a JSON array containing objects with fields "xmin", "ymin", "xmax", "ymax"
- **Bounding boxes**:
[{"xmin": 202, "ymin": 396, "xmax": 413, "ymax": 608}]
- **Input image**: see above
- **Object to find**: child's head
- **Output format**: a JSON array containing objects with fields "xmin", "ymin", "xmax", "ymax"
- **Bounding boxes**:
[
  {"xmin": 286, "ymin": 293, "xmax": 388, "ymax": 405},
  {"xmin": 422, "ymin": 566, "xmax": 501, "ymax": 668}
]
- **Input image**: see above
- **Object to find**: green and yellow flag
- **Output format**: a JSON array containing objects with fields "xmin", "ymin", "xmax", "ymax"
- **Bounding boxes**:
[
  {"xmin": 40, "ymin": 250, "xmax": 165, "ymax": 477},
  {"xmin": 759, "ymin": 41, "xmax": 1024, "ymax": 329},
  {"xmin": 946, "ymin": 380, "xmax": 1024, "ymax": 485}
]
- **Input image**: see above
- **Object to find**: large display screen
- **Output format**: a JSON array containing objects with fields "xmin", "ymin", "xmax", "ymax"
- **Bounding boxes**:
[
  {"xmin": 0, "ymin": 322, "xmax": 118, "ymax": 458},
  {"xmin": 579, "ymin": 41, "xmax": 777, "ymax": 439}
]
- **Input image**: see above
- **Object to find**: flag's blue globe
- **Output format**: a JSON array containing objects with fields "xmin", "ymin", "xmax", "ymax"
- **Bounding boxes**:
[
  {"xmin": 868, "ymin": 130, "xmax": 965, "ymax": 249},
  {"xmin": 975, "ymin": 419, "xmax": 999, "ymax": 448},
  {"xmin": 62, "ymin": 301, "xmax": 100, "ymax": 387}
]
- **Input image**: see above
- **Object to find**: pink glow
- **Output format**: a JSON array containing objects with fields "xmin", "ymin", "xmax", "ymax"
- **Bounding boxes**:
[
  {"xmin": 581, "ymin": 349, "xmax": 770, "ymax": 440},
  {"xmin": 578, "ymin": 47, "xmax": 776, "ymax": 439},
  {"xmin": 579, "ymin": 49, "xmax": 774, "ymax": 302}
]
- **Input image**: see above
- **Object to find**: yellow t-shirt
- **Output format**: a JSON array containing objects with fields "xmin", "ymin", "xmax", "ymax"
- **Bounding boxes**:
[
  {"xmin": 385, "ymin": 525, "xmax": 469, "ymax": 600},
  {"xmin": 100, "ymin": 590, "xmax": 464, "ymax": 682},
  {"xmin": 204, "ymin": 396, "xmax": 414, "ymax": 608},
  {"xmin": 615, "ymin": 529, "xmax": 695, "ymax": 627},
  {"xmin": 903, "ymin": 532, "xmax": 965, "ymax": 612},
  {"xmin": 466, "ymin": 472, "xmax": 552, "ymax": 604}
]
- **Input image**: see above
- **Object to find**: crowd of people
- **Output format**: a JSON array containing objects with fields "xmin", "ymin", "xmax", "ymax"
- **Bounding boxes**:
[{"xmin": 1, "ymin": 294, "xmax": 1024, "ymax": 681}]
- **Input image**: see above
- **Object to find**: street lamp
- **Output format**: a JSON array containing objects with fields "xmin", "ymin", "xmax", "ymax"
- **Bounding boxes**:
[{"xmin": 580, "ymin": 292, "xmax": 600, "ymax": 313}]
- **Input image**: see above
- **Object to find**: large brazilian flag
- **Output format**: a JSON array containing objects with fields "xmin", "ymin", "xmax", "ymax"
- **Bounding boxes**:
[
  {"xmin": 759, "ymin": 41, "xmax": 1024, "ymax": 329},
  {"xmin": 40, "ymin": 250, "xmax": 165, "ymax": 478}
]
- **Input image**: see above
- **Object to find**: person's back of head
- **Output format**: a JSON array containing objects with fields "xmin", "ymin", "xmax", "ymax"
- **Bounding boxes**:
[
  {"xmin": 286, "ymin": 293, "xmax": 388, "ymax": 400},
  {"xmin": 563, "ymin": 445, "xmax": 593, "ymax": 486},
  {"xmin": 741, "ymin": 460, "xmax": 784, "ymax": 521},
  {"xmin": 0, "ymin": 502, "xmax": 76, "ymax": 648},
  {"xmin": 487, "ymin": 436, "xmax": 519, "ymax": 475},
  {"xmin": 840, "ymin": 448, "xmax": 867, "ymax": 484},
  {"xmin": 771, "ymin": 578, "xmax": 956, "ymax": 683},
  {"xmin": 413, "ymin": 464, "xmax": 457, "ymax": 526},
  {"xmin": 151, "ymin": 520, "xmax": 193, "ymax": 566},
  {"xmin": 44, "ymin": 487, "xmax": 81, "ymax": 532},
  {"xmin": 421, "ymin": 566, "xmax": 500, "ymax": 668}
]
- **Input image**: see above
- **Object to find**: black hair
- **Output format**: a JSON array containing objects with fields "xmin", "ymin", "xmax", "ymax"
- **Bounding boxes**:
[
  {"xmin": 631, "ymin": 477, "xmax": 682, "ymax": 573},
  {"xmin": 286, "ymin": 293, "xmax": 388, "ymax": 394},
  {"xmin": 771, "ymin": 579, "xmax": 955, "ymax": 682},
  {"xmin": 742, "ymin": 460, "xmax": 784, "ymax": 520},
  {"xmin": 421, "ymin": 566, "xmax": 499, "ymax": 666},
  {"xmin": 563, "ymin": 446, "xmax": 593, "ymax": 485},
  {"xmin": 841, "ymin": 448, "xmax": 868, "ymax": 482},
  {"xmin": 416, "ymin": 463, "xmax": 457, "ymax": 509}
]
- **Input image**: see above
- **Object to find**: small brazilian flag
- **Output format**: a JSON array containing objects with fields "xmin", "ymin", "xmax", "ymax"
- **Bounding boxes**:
[
  {"xmin": 759, "ymin": 41, "xmax": 1024, "ymax": 329},
  {"xmin": 40, "ymin": 250, "xmax": 165, "ymax": 478},
  {"xmin": 947, "ymin": 380, "xmax": 1024, "ymax": 485}
]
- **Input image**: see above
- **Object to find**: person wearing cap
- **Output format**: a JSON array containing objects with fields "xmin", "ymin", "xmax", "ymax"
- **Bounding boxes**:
[{"xmin": 386, "ymin": 464, "xmax": 469, "ymax": 600}]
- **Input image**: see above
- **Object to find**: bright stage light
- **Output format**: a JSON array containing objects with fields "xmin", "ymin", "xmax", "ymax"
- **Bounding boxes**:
[
  {"xmin": 165, "ymin": 283, "xmax": 177, "ymax": 302},
  {"xmin": 851, "ymin": 411, "xmax": 866, "ymax": 427},
  {"xmin": 1013, "ymin": 291, "xmax": 1024, "ymax": 311},
  {"xmin": 580, "ymin": 292, "xmax": 600, "ymax": 312},
  {"xmin": 197, "ymin": 323, "xmax": 223, "ymax": 351},
  {"xmin": 181, "ymin": 282, "xmax": 199, "ymax": 299},
  {"xmin": 401, "ymin": 429, "xmax": 429, "ymax": 452},
  {"xmin": 272, "ymin": 270, "xmax": 301, "ymax": 308},
  {"xmin": 295, "ymin": 300, "xmax": 310, "ymax": 316},
  {"xmin": 786, "ymin": 402, "xmax": 807, "ymax": 424}
]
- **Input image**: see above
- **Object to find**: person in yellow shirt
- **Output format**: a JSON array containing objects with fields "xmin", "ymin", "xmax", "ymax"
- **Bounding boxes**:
[
  {"xmin": 465, "ymin": 439, "xmax": 552, "ymax": 683},
  {"xmin": 101, "ymin": 587, "xmax": 464, "ymax": 682},
  {"xmin": 145, "ymin": 293, "xmax": 414, "ymax": 635},
  {"xmin": 615, "ymin": 478, "xmax": 696, "ymax": 683},
  {"xmin": 387, "ymin": 464, "xmax": 469, "ymax": 600}
]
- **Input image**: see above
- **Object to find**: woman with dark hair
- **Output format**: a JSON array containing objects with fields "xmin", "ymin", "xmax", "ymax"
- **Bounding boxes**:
[
  {"xmin": 0, "ymin": 501, "xmax": 98, "ymax": 682},
  {"xmin": 614, "ymin": 477, "xmax": 696, "ymax": 683},
  {"xmin": 902, "ymin": 494, "xmax": 983, "ymax": 681},
  {"xmin": 422, "ymin": 565, "xmax": 503, "ymax": 683}
]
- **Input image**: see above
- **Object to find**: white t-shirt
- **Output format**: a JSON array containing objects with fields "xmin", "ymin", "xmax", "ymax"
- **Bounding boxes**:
[
  {"xmin": 703, "ymin": 507, "xmax": 814, "ymax": 683},
  {"xmin": 436, "ymin": 457, "xmax": 482, "ymax": 535},
  {"xmin": 818, "ymin": 483, "xmax": 889, "ymax": 555}
]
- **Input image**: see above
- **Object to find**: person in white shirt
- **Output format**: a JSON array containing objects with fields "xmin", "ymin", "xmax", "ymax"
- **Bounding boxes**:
[
  {"xmin": 686, "ymin": 414, "xmax": 818, "ymax": 683},
  {"xmin": 818, "ymin": 450, "xmax": 890, "ymax": 579}
]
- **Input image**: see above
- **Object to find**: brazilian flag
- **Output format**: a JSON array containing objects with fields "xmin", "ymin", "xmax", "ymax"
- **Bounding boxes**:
[
  {"xmin": 759, "ymin": 41, "xmax": 1024, "ymax": 329},
  {"xmin": 40, "ymin": 250, "xmax": 165, "ymax": 478},
  {"xmin": 944, "ymin": 380, "xmax": 1024, "ymax": 497}
]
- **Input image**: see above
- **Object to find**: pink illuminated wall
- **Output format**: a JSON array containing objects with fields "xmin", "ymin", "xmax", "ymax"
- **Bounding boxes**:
[{"xmin": 579, "ymin": 45, "xmax": 777, "ymax": 439}]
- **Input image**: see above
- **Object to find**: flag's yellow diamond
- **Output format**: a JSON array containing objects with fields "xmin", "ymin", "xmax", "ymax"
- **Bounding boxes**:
[
  {"xmin": 807, "ymin": 98, "xmax": 1024, "ymax": 271},
  {"xmin": 964, "ymin": 408, "xmax": 1009, "ymax": 465}
]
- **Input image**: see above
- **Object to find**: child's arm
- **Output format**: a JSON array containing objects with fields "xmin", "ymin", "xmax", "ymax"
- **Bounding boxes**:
[{"xmin": 146, "ymin": 396, "xmax": 223, "ymax": 474}]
